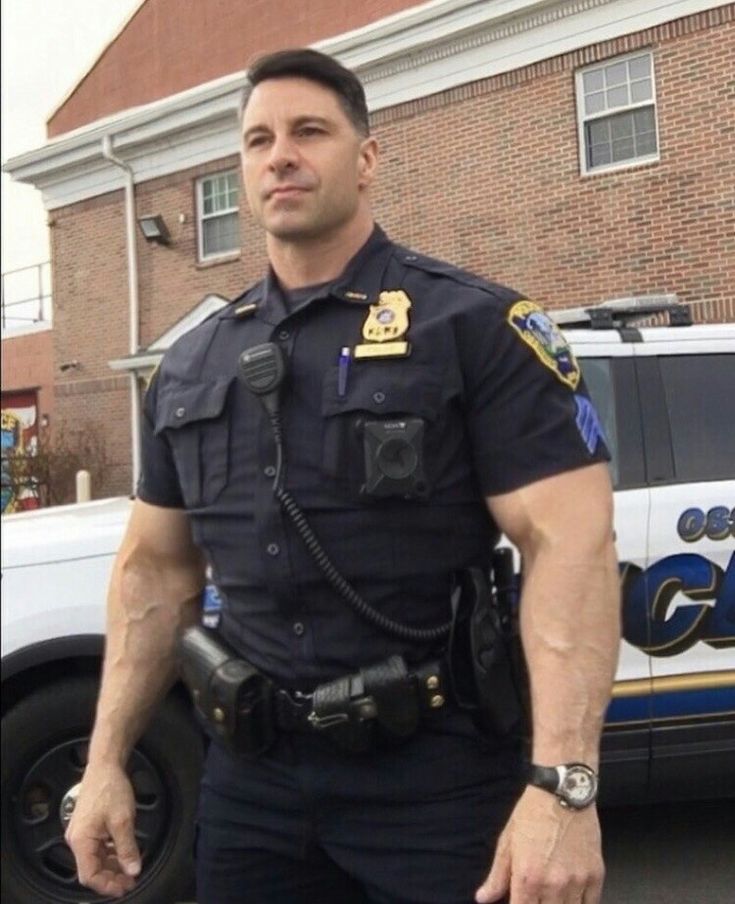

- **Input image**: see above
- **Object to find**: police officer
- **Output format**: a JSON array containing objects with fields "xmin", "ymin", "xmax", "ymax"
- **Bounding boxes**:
[{"xmin": 66, "ymin": 49, "xmax": 620, "ymax": 904}]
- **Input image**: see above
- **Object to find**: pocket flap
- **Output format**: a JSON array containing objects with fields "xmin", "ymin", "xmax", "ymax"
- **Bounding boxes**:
[
  {"xmin": 155, "ymin": 378, "xmax": 232, "ymax": 434},
  {"xmin": 322, "ymin": 364, "xmax": 442, "ymax": 420}
]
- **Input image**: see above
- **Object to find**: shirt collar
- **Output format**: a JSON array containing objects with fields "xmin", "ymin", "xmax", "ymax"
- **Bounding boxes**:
[{"xmin": 222, "ymin": 225, "xmax": 395, "ymax": 325}]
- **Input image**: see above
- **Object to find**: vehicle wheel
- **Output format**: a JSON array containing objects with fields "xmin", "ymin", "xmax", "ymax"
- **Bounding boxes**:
[{"xmin": 1, "ymin": 674, "xmax": 203, "ymax": 904}]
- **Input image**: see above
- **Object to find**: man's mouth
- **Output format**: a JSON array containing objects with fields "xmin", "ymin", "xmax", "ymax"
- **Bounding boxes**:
[{"xmin": 267, "ymin": 185, "xmax": 309, "ymax": 199}]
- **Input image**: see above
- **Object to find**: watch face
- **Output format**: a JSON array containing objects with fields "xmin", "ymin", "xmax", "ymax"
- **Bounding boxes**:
[{"xmin": 560, "ymin": 766, "xmax": 597, "ymax": 808}]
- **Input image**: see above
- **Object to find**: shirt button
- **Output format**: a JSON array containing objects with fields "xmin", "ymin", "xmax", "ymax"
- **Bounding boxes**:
[
  {"xmin": 264, "ymin": 465, "xmax": 276, "ymax": 477},
  {"xmin": 373, "ymin": 391, "xmax": 386, "ymax": 404},
  {"xmin": 293, "ymin": 622, "xmax": 305, "ymax": 637},
  {"xmin": 266, "ymin": 543, "xmax": 280, "ymax": 556},
  {"xmin": 175, "ymin": 407, "xmax": 186, "ymax": 418},
  {"xmin": 278, "ymin": 329, "xmax": 290, "ymax": 341}
]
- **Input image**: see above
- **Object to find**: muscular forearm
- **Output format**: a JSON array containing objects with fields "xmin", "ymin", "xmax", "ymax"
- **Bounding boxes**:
[
  {"xmin": 87, "ymin": 546, "xmax": 203, "ymax": 769},
  {"xmin": 520, "ymin": 538, "xmax": 620, "ymax": 767}
]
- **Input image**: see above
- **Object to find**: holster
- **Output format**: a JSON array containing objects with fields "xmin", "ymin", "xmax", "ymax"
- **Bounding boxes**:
[
  {"xmin": 178, "ymin": 625, "xmax": 276, "ymax": 756},
  {"xmin": 446, "ymin": 560, "xmax": 525, "ymax": 738}
]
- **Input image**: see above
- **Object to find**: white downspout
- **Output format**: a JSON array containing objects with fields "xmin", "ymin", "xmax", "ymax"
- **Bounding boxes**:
[{"xmin": 101, "ymin": 135, "xmax": 141, "ymax": 494}]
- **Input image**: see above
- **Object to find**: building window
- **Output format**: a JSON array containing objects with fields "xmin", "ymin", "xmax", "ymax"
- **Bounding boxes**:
[
  {"xmin": 197, "ymin": 171, "xmax": 240, "ymax": 260},
  {"xmin": 576, "ymin": 51, "xmax": 659, "ymax": 175}
]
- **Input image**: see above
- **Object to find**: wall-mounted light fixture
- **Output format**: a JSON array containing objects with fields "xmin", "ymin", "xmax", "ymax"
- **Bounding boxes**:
[
  {"xmin": 138, "ymin": 214, "xmax": 171, "ymax": 245},
  {"xmin": 59, "ymin": 360, "xmax": 80, "ymax": 372}
]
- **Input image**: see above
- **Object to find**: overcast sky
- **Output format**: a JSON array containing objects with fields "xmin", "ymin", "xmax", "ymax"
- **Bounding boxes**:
[{"xmin": 1, "ymin": 0, "xmax": 143, "ymax": 277}]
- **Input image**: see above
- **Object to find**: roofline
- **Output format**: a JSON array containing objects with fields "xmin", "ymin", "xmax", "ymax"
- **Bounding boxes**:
[
  {"xmin": 46, "ymin": 0, "xmax": 148, "ymax": 125},
  {"xmin": 5, "ymin": 0, "xmax": 728, "ymax": 209}
]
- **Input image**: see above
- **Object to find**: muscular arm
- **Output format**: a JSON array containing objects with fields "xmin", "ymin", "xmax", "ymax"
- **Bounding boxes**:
[
  {"xmin": 88, "ymin": 498, "xmax": 206, "ymax": 767},
  {"xmin": 477, "ymin": 462, "xmax": 621, "ymax": 904},
  {"xmin": 490, "ymin": 462, "xmax": 620, "ymax": 767},
  {"xmin": 67, "ymin": 498, "xmax": 206, "ymax": 897}
]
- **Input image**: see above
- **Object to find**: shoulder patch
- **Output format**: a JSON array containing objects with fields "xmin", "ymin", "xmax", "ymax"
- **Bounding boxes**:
[{"xmin": 507, "ymin": 300, "xmax": 580, "ymax": 390}]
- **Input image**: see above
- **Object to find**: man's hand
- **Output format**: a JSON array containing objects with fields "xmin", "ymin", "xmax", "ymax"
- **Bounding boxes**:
[
  {"xmin": 476, "ymin": 786, "xmax": 605, "ymax": 904},
  {"xmin": 65, "ymin": 764, "xmax": 142, "ymax": 898}
]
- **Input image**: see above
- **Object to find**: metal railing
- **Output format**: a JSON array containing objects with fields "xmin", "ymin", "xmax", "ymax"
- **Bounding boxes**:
[{"xmin": 1, "ymin": 262, "xmax": 52, "ymax": 333}]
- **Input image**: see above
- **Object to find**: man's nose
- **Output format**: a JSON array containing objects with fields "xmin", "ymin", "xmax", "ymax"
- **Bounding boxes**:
[{"xmin": 268, "ymin": 135, "xmax": 299, "ymax": 173}]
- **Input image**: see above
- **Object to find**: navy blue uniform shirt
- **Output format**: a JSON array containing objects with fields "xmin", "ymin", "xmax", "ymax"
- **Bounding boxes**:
[{"xmin": 138, "ymin": 226, "xmax": 609, "ymax": 687}]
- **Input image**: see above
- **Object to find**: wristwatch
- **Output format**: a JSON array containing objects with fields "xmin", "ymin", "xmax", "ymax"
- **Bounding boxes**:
[{"xmin": 527, "ymin": 762, "xmax": 599, "ymax": 809}]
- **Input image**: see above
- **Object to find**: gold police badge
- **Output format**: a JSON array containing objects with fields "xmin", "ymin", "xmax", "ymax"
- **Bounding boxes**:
[{"xmin": 354, "ymin": 290, "xmax": 412, "ymax": 359}]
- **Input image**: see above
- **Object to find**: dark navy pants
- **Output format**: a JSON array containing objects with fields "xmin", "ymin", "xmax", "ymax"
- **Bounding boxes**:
[{"xmin": 195, "ymin": 706, "xmax": 521, "ymax": 903}]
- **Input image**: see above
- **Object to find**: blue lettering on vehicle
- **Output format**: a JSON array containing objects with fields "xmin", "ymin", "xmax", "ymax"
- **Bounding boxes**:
[
  {"xmin": 622, "ymin": 552, "xmax": 735, "ymax": 656},
  {"xmin": 677, "ymin": 506, "xmax": 735, "ymax": 542}
]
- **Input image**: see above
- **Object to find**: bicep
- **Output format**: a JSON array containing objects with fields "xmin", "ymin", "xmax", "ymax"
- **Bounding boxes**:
[
  {"xmin": 117, "ymin": 498, "xmax": 205, "ymax": 579},
  {"xmin": 485, "ymin": 462, "xmax": 614, "ymax": 559}
]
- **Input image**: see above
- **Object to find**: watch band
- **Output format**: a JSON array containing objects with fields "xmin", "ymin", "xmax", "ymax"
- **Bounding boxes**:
[
  {"xmin": 527, "ymin": 763, "xmax": 565, "ymax": 794},
  {"xmin": 526, "ymin": 762, "xmax": 599, "ymax": 809}
]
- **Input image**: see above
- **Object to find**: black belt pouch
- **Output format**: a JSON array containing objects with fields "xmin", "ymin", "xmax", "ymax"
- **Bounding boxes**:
[{"xmin": 179, "ymin": 625, "xmax": 276, "ymax": 756}]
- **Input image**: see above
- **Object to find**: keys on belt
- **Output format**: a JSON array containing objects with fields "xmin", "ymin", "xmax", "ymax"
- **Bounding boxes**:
[{"xmin": 275, "ymin": 657, "xmax": 447, "ymax": 735}]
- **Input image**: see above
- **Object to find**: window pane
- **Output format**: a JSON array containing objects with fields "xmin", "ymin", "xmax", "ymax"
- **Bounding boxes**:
[
  {"xmin": 605, "ymin": 61, "xmax": 628, "ymax": 87},
  {"xmin": 635, "ymin": 130, "xmax": 657, "ymax": 156},
  {"xmin": 589, "ymin": 141, "xmax": 612, "ymax": 168},
  {"xmin": 585, "ymin": 91, "xmax": 606, "ymax": 115},
  {"xmin": 628, "ymin": 55, "xmax": 651, "ymax": 79},
  {"xmin": 630, "ymin": 78, "xmax": 652, "ymax": 103},
  {"xmin": 611, "ymin": 114, "xmax": 634, "ymax": 139},
  {"xmin": 202, "ymin": 212, "xmax": 240, "ymax": 256},
  {"xmin": 607, "ymin": 85, "xmax": 629, "ymax": 108},
  {"xmin": 612, "ymin": 136, "xmax": 635, "ymax": 161},
  {"xmin": 201, "ymin": 173, "xmax": 239, "ymax": 216},
  {"xmin": 579, "ymin": 359, "xmax": 619, "ymax": 487},
  {"xmin": 583, "ymin": 70, "xmax": 604, "ymax": 93},
  {"xmin": 633, "ymin": 107, "xmax": 655, "ymax": 132},
  {"xmin": 588, "ymin": 119, "xmax": 610, "ymax": 144},
  {"xmin": 659, "ymin": 355, "xmax": 735, "ymax": 481}
]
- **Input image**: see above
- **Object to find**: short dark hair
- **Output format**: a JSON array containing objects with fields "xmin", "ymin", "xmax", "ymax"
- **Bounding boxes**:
[{"xmin": 241, "ymin": 48, "xmax": 370, "ymax": 137}]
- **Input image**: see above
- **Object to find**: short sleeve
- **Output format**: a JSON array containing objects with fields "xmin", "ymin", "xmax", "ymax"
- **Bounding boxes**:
[
  {"xmin": 136, "ymin": 369, "xmax": 185, "ymax": 508},
  {"xmin": 462, "ymin": 298, "xmax": 611, "ymax": 496}
]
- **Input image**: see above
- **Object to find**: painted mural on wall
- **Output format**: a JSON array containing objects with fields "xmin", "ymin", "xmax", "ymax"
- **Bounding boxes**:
[{"xmin": 1, "ymin": 391, "xmax": 40, "ymax": 513}]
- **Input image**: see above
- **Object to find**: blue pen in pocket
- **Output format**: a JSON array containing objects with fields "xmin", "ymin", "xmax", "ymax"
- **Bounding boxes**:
[{"xmin": 338, "ymin": 346, "xmax": 351, "ymax": 397}]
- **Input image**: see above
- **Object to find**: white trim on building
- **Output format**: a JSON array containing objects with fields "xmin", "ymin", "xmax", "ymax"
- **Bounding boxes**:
[{"xmin": 4, "ymin": 0, "xmax": 729, "ymax": 208}]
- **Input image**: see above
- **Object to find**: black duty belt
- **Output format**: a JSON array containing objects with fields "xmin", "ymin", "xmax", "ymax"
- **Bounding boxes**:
[{"xmin": 179, "ymin": 625, "xmax": 450, "ymax": 756}]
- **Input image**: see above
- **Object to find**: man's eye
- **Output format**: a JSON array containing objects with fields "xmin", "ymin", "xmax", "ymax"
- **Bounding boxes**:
[
  {"xmin": 246, "ymin": 135, "xmax": 269, "ymax": 149},
  {"xmin": 298, "ymin": 126, "xmax": 323, "ymax": 137}
]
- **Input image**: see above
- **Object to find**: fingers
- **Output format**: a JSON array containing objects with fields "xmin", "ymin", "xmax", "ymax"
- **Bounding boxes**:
[
  {"xmin": 476, "ymin": 829, "xmax": 511, "ymax": 903},
  {"xmin": 66, "ymin": 832, "xmax": 138, "ymax": 898},
  {"xmin": 65, "ymin": 799, "xmax": 141, "ymax": 896},
  {"xmin": 108, "ymin": 809, "xmax": 142, "ymax": 878}
]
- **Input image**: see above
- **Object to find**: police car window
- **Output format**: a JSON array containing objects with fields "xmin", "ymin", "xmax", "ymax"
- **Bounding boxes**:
[
  {"xmin": 659, "ymin": 353, "xmax": 735, "ymax": 482},
  {"xmin": 579, "ymin": 358, "xmax": 619, "ymax": 487}
]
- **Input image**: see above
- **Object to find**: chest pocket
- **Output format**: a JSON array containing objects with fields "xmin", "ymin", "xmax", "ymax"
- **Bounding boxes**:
[
  {"xmin": 155, "ymin": 377, "xmax": 233, "ymax": 508},
  {"xmin": 321, "ymin": 362, "xmax": 444, "ymax": 499}
]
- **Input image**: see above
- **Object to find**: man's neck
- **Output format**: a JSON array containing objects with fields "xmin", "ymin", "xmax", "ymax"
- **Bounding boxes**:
[{"xmin": 267, "ymin": 216, "xmax": 374, "ymax": 290}]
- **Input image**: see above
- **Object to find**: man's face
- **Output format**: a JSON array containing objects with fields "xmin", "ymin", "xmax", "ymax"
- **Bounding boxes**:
[{"xmin": 241, "ymin": 77, "xmax": 377, "ymax": 242}]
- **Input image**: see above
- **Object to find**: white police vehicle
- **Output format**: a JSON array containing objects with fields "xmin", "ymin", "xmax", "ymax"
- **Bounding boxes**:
[{"xmin": 2, "ymin": 302, "xmax": 733, "ymax": 903}]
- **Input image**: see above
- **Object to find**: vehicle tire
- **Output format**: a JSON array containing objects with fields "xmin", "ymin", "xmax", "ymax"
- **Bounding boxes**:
[{"xmin": 1, "ymin": 674, "xmax": 203, "ymax": 904}]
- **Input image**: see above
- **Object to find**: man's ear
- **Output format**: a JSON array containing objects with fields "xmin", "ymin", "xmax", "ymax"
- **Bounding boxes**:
[{"xmin": 357, "ymin": 136, "xmax": 379, "ymax": 189}]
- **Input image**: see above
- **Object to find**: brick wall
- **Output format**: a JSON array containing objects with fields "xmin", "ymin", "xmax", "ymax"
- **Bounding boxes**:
[
  {"xmin": 369, "ymin": 6, "xmax": 735, "ymax": 318},
  {"xmin": 48, "ymin": 0, "xmax": 419, "ymax": 137},
  {"xmin": 1, "ymin": 330, "xmax": 55, "ymax": 418},
  {"xmin": 49, "ymin": 9, "xmax": 735, "ymax": 495}
]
